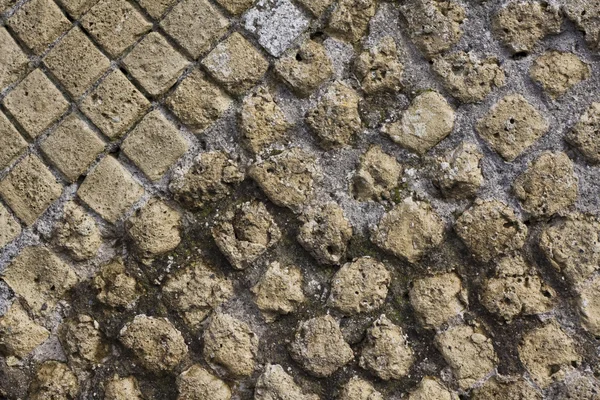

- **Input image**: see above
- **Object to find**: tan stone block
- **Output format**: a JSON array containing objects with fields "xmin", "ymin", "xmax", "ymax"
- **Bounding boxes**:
[
  {"xmin": 0, "ymin": 301, "xmax": 49, "ymax": 358},
  {"xmin": 122, "ymin": 32, "xmax": 189, "ymax": 97},
  {"xmin": 55, "ymin": 0, "xmax": 99, "ymax": 18},
  {"xmin": 2, "ymin": 69, "xmax": 69, "ymax": 139},
  {"xmin": 0, "ymin": 0, "xmax": 16, "ymax": 12},
  {"xmin": 215, "ymin": 0, "xmax": 254, "ymax": 15},
  {"xmin": 0, "ymin": 203, "xmax": 21, "ymax": 248},
  {"xmin": 2, "ymin": 246, "xmax": 79, "ymax": 316},
  {"xmin": 202, "ymin": 32, "xmax": 269, "ymax": 96},
  {"xmin": 43, "ymin": 27, "xmax": 111, "ymax": 98},
  {"xmin": 166, "ymin": 69, "xmax": 232, "ymax": 132},
  {"xmin": 81, "ymin": 0, "xmax": 152, "ymax": 58},
  {"xmin": 0, "ymin": 27, "xmax": 29, "ymax": 91},
  {"xmin": 0, "ymin": 111, "xmax": 27, "ymax": 170},
  {"xmin": 121, "ymin": 110, "xmax": 188, "ymax": 181},
  {"xmin": 0, "ymin": 155, "xmax": 63, "ymax": 226},
  {"xmin": 80, "ymin": 70, "xmax": 150, "ymax": 139},
  {"xmin": 7, "ymin": 0, "xmax": 71, "ymax": 54},
  {"xmin": 160, "ymin": 0, "xmax": 229, "ymax": 59},
  {"xmin": 136, "ymin": 0, "xmax": 176, "ymax": 19},
  {"xmin": 40, "ymin": 114, "xmax": 105, "ymax": 182},
  {"xmin": 296, "ymin": 0, "xmax": 332, "ymax": 16},
  {"xmin": 77, "ymin": 156, "xmax": 144, "ymax": 223}
]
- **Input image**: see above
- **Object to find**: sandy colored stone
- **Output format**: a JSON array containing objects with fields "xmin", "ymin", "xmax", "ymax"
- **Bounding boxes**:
[
  {"xmin": 80, "ymin": 70, "xmax": 150, "ymax": 140},
  {"xmin": 540, "ymin": 213, "xmax": 600, "ymax": 286},
  {"xmin": 53, "ymin": 201, "xmax": 102, "ymax": 261},
  {"xmin": 410, "ymin": 272, "xmax": 467, "ymax": 330},
  {"xmin": 275, "ymin": 40, "xmax": 334, "ymax": 97},
  {"xmin": 327, "ymin": 0, "xmax": 376, "ymax": 43},
  {"xmin": 454, "ymin": 198, "xmax": 528, "ymax": 262},
  {"xmin": 43, "ymin": 27, "xmax": 111, "ymax": 98},
  {"xmin": 530, "ymin": 51, "xmax": 590, "ymax": 99},
  {"xmin": 123, "ymin": 32, "xmax": 189, "ymax": 97},
  {"xmin": 177, "ymin": 365, "xmax": 231, "ymax": 400},
  {"xmin": 136, "ymin": 0, "xmax": 176, "ymax": 19},
  {"xmin": 298, "ymin": 203, "xmax": 353, "ymax": 265},
  {"xmin": 400, "ymin": 0, "xmax": 465, "ymax": 57},
  {"xmin": 329, "ymin": 257, "xmax": 390, "ymax": 315},
  {"xmin": 215, "ymin": 0, "xmax": 253, "ymax": 15},
  {"xmin": 493, "ymin": 1, "xmax": 562, "ymax": 54},
  {"xmin": 120, "ymin": 315, "xmax": 188, "ymax": 373},
  {"xmin": 77, "ymin": 156, "xmax": 145, "ymax": 223},
  {"xmin": 203, "ymin": 312, "xmax": 259, "ymax": 377},
  {"xmin": 567, "ymin": 102, "xmax": 600, "ymax": 164},
  {"xmin": 553, "ymin": 375, "xmax": 600, "ymax": 400},
  {"xmin": 359, "ymin": 315, "xmax": 413, "ymax": 380},
  {"xmin": 127, "ymin": 199, "xmax": 182, "ymax": 260},
  {"xmin": 481, "ymin": 254, "xmax": 554, "ymax": 322},
  {"xmin": 353, "ymin": 145, "xmax": 402, "ymax": 202},
  {"xmin": 339, "ymin": 377, "xmax": 383, "ymax": 400},
  {"xmin": 435, "ymin": 324, "xmax": 498, "ymax": 389},
  {"xmin": 383, "ymin": 91, "xmax": 455, "ymax": 155},
  {"xmin": 81, "ymin": 0, "xmax": 152, "ymax": 57},
  {"xmin": 202, "ymin": 33, "xmax": 269, "ymax": 96},
  {"xmin": 289, "ymin": 315, "xmax": 353, "ymax": 377},
  {"xmin": 239, "ymin": 86, "xmax": 292, "ymax": 154},
  {"xmin": 161, "ymin": 0, "xmax": 230, "ymax": 59},
  {"xmin": 513, "ymin": 151, "xmax": 578, "ymax": 218},
  {"xmin": 0, "ymin": 301, "xmax": 49, "ymax": 358},
  {"xmin": 121, "ymin": 110, "xmax": 189, "ymax": 181},
  {"xmin": 29, "ymin": 361, "xmax": 79, "ymax": 400},
  {"xmin": 432, "ymin": 51, "xmax": 505, "ymax": 103},
  {"xmin": 2, "ymin": 69, "xmax": 69, "ymax": 140},
  {"xmin": 93, "ymin": 258, "xmax": 141, "ymax": 308},
  {"xmin": 564, "ymin": 0, "xmax": 600, "ymax": 51},
  {"xmin": 372, "ymin": 197, "xmax": 445, "ymax": 263},
  {"xmin": 306, "ymin": 81, "xmax": 362, "ymax": 150},
  {"xmin": 0, "ymin": 203, "xmax": 21, "ymax": 248},
  {"xmin": 0, "ymin": 111, "xmax": 26, "ymax": 171},
  {"xmin": 254, "ymin": 364, "xmax": 319, "ymax": 400},
  {"xmin": 2, "ymin": 246, "xmax": 78, "ymax": 315},
  {"xmin": 518, "ymin": 320, "xmax": 580, "ymax": 388},
  {"xmin": 169, "ymin": 151, "xmax": 244, "ymax": 210},
  {"xmin": 56, "ymin": 0, "xmax": 99, "ymax": 18},
  {"xmin": 0, "ymin": 154, "xmax": 63, "ymax": 226},
  {"xmin": 355, "ymin": 37, "xmax": 403, "ymax": 95},
  {"xmin": 212, "ymin": 200, "xmax": 281, "ymax": 269},
  {"xmin": 578, "ymin": 274, "xmax": 600, "ymax": 336},
  {"xmin": 59, "ymin": 314, "xmax": 108, "ymax": 366},
  {"xmin": 476, "ymin": 94, "xmax": 548, "ymax": 162},
  {"xmin": 40, "ymin": 114, "xmax": 105, "ymax": 183},
  {"xmin": 433, "ymin": 142, "xmax": 483, "ymax": 199},
  {"xmin": 166, "ymin": 69, "xmax": 232, "ymax": 132},
  {"xmin": 471, "ymin": 376, "xmax": 541, "ymax": 400},
  {"xmin": 104, "ymin": 375, "xmax": 143, "ymax": 400},
  {"xmin": 251, "ymin": 261, "xmax": 305, "ymax": 322},
  {"xmin": 163, "ymin": 260, "xmax": 233, "ymax": 329},
  {"xmin": 408, "ymin": 377, "xmax": 458, "ymax": 400},
  {"xmin": 0, "ymin": 27, "xmax": 29, "ymax": 90},
  {"xmin": 7, "ymin": 0, "xmax": 70, "ymax": 54},
  {"xmin": 0, "ymin": 0, "xmax": 15, "ymax": 12},
  {"xmin": 297, "ymin": 0, "xmax": 332, "ymax": 16},
  {"xmin": 249, "ymin": 147, "xmax": 319, "ymax": 211}
]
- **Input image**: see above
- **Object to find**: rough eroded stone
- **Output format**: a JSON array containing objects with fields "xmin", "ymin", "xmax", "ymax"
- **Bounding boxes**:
[
  {"xmin": 354, "ymin": 37, "xmax": 403, "ymax": 95},
  {"xmin": 410, "ymin": 272, "xmax": 467, "ymax": 329},
  {"xmin": 0, "ymin": 301, "xmax": 49, "ymax": 358},
  {"xmin": 0, "ymin": 111, "xmax": 27, "ymax": 171},
  {"xmin": 339, "ymin": 377, "xmax": 383, "ymax": 400},
  {"xmin": 59, "ymin": 314, "xmax": 108, "ymax": 366},
  {"xmin": 53, "ymin": 201, "xmax": 102, "ymax": 261},
  {"xmin": 177, "ymin": 365, "xmax": 231, "ymax": 400},
  {"xmin": 254, "ymin": 364, "xmax": 319, "ymax": 400},
  {"xmin": 408, "ymin": 377, "xmax": 458, "ymax": 400},
  {"xmin": 327, "ymin": 0, "xmax": 377, "ymax": 43},
  {"xmin": 251, "ymin": 261, "xmax": 305, "ymax": 322},
  {"xmin": 0, "ymin": 27, "xmax": 29, "ymax": 90},
  {"xmin": 471, "ymin": 376, "xmax": 542, "ymax": 400},
  {"xmin": 29, "ymin": 361, "xmax": 79, "ymax": 400},
  {"xmin": 0, "ymin": 203, "xmax": 21, "ymax": 248},
  {"xmin": 104, "ymin": 376, "xmax": 144, "ymax": 400},
  {"xmin": 567, "ymin": 102, "xmax": 600, "ymax": 164},
  {"xmin": 93, "ymin": 259, "xmax": 141, "ymax": 308},
  {"xmin": 579, "ymin": 274, "xmax": 600, "ymax": 336},
  {"xmin": 564, "ymin": 0, "xmax": 600, "ymax": 50},
  {"xmin": 530, "ymin": 51, "xmax": 590, "ymax": 98},
  {"xmin": 353, "ymin": 146, "xmax": 402, "ymax": 202},
  {"xmin": 433, "ymin": 142, "xmax": 483, "ymax": 199}
]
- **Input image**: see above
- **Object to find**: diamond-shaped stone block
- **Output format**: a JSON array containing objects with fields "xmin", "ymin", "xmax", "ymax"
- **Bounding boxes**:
[
  {"xmin": 121, "ymin": 110, "xmax": 189, "ymax": 181},
  {"xmin": 123, "ymin": 32, "xmax": 189, "ymax": 97},
  {"xmin": 55, "ymin": 0, "xmax": 99, "ymax": 18},
  {"xmin": 40, "ymin": 114, "xmax": 105, "ymax": 182},
  {"xmin": 202, "ymin": 32, "xmax": 269, "ymax": 96},
  {"xmin": 2, "ymin": 69, "xmax": 69, "ymax": 139},
  {"xmin": 0, "ymin": 27, "xmax": 29, "ymax": 91},
  {"xmin": 160, "ymin": 0, "xmax": 229, "ymax": 59},
  {"xmin": 0, "ymin": 111, "xmax": 27, "ymax": 171},
  {"xmin": 77, "ymin": 156, "xmax": 144, "ymax": 223},
  {"xmin": 0, "ymin": 203, "xmax": 21, "ymax": 248},
  {"xmin": 80, "ymin": 70, "xmax": 150, "ymax": 140},
  {"xmin": 0, "ymin": 155, "xmax": 63, "ymax": 226},
  {"xmin": 81, "ymin": 0, "xmax": 152, "ymax": 58},
  {"xmin": 136, "ymin": 0, "xmax": 176, "ymax": 19}
]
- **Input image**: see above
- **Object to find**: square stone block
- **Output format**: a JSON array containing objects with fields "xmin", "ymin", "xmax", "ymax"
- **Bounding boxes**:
[
  {"xmin": 55, "ymin": 0, "xmax": 99, "ymax": 18},
  {"xmin": 136, "ymin": 0, "xmax": 177, "ymax": 19},
  {"xmin": 2, "ymin": 69, "xmax": 69, "ymax": 139},
  {"xmin": 0, "ymin": 155, "xmax": 63, "ymax": 226},
  {"xmin": 0, "ymin": 301, "xmax": 49, "ymax": 358},
  {"xmin": 77, "ymin": 155, "xmax": 144, "ymax": 223},
  {"xmin": 40, "ymin": 114, "xmax": 105, "ymax": 182},
  {"xmin": 121, "ymin": 110, "xmax": 188, "ymax": 181},
  {"xmin": 80, "ymin": 70, "xmax": 150, "ymax": 140},
  {"xmin": 0, "ymin": 203, "xmax": 21, "ymax": 248},
  {"xmin": 0, "ymin": 111, "xmax": 27, "ymax": 171},
  {"xmin": 43, "ymin": 27, "xmax": 111, "ymax": 98},
  {"xmin": 7, "ymin": 0, "xmax": 71, "ymax": 54},
  {"xmin": 0, "ymin": 27, "xmax": 29, "ymax": 91}
]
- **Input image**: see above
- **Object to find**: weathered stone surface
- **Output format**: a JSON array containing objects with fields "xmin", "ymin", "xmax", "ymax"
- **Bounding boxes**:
[
  {"xmin": 296, "ymin": 0, "xmax": 332, "ymax": 17},
  {"xmin": 339, "ymin": 377, "xmax": 383, "ymax": 400},
  {"xmin": 0, "ymin": 203, "xmax": 21, "ymax": 249},
  {"xmin": 0, "ymin": 27, "xmax": 29, "ymax": 90},
  {"xmin": 177, "ymin": 365, "xmax": 231, "ymax": 400},
  {"xmin": 578, "ymin": 275, "xmax": 600, "ymax": 336},
  {"xmin": 353, "ymin": 146, "xmax": 402, "ymax": 202},
  {"xmin": 564, "ymin": 0, "xmax": 600, "ymax": 50},
  {"xmin": 0, "ymin": 301, "xmax": 49, "ymax": 358},
  {"xmin": 567, "ymin": 102, "xmax": 600, "ymax": 164},
  {"xmin": 355, "ymin": 37, "xmax": 403, "ymax": 95},
  {"xmin": 93, "ymin": 259, "xmax": 141, "ymax": 308},
  {"xmin": 251, "ymin": 261, "xmax": 304, "ymax": 322},
  {"xmin": 120, "ymin": 315, "xmax": 188, "ymax": 373},
  {"xmin": 289, "ymin": 315, "xmax": 353, "ymax": 377},
  {"xmin": 59, "ymin": 314, "xmax": 108, "ymax": 366},
  {"xmin": 104, "ymin": 375, "xmax": 144, "ymax": 400},
  {"xmin": 136, "ymin": 0, "xmax": 175, "ymax": 19},
  {"xmin": 254, "ymin": 364, "xmax": 319, "ymax": 400},
  {"xmin": 454, "ymin": 199, "xmax": 528, "ymax": 262},
  {"xmin": 56, "ymin": 0, "xmax": 99, "ymax": 18},
  {"xmin": 471, "ymin": 376, "xmax": 542, "ymax": 400},
  {"xmin": 203, "ymin": 313, "xmax": 258, "ymax": 377},
  {"xmin": 407, "ymin": 377, "xmax": 458, "ymax": 400},
  {"xmin": 29, "ymin": 361, "xmax": 79, "ymax": 400},
  {"xmin": 372, "ymin": 197, "xmax": 445, "ymax": 263},
  {"xmin": 433, "ymin": 142, "xmax": 483, "ymax": 199},
  {"xmin": 215, "ymin": 0, "xmax": 253, "ymax": 15},
  {"xmin": 410, "ymin": 272, "xmax": 467, "ymax": 330},
  {"xmin": 53, "ymin": 201, "xmax": 102, "ymax": 261},
  {"xmin": 552, "ymin": 375, "xmax": 600, "ymax": 400},
  {"xmin": 0, "ymin": 111, "xmax": 26, "ymax": 171},
  {"xmin": 383, "ymin": 91, "xmax": 454, "ymax": 155},
  {"xmin": 530, "ymin": 51, "xmax": 590, "ymax": 98},
  {"xmin": 327, "ymin": 0, "xmax": 376, "ymax": 43}
]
